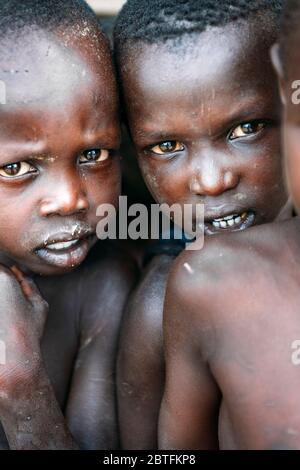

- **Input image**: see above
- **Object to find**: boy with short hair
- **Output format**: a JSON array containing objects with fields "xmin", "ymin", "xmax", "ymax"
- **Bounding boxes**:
[
  {"xmin": 114, "ymin": 0, "xmax": 289, "ymax": 449},
  {"xmin": 0, "ymin": 0, "xmax": 136, "ymax": 449},
  {"xmin": 159, "ymin": 0, "xmax": 300, "ymax": 450}
]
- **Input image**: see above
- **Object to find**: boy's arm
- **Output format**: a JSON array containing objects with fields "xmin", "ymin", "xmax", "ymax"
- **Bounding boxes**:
[
  {"xmin": 1, "ymin": 369, "xmax": 79, "ymax": 449},
  {"xmin": 158, "ymin": 266, "xmax": 221, "ymax": 450},
  {"xmin": 117, "ymin": 255, "xmax": 172, "ymax": 449}
]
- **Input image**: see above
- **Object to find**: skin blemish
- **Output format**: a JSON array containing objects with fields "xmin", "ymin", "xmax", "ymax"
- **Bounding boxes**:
[
  {"xmin": 32, "ymin": 154, "xmax": 58, "ymax": 163},
  {"xmin": 183, "ymin": 262, "xmax": 194, "ymax": 274},
  {"xmin": 234, "ymin": 193, "xmax": 247, "ymax": 201}
]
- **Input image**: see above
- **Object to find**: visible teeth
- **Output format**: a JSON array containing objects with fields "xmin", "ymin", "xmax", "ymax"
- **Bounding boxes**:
[
  {"xmin": 214, "ymin": 214, "xmax": 234, "ymax": 222},
  {"xmin": 46, "ymin": 239, "xmax": 79, "ymax": 251},
  {"xmin": 211, "ymin": 212, "xmax": 248, "ymax": 229},
  {"xmin": 223, "ymin": 214, "xmax": 237, "ymax": 221}
]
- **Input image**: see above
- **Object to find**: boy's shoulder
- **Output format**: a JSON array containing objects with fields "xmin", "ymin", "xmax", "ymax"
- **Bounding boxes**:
[
  {"xmin": 125, "ymin": 253, "xmax": 175, "ymax": 332},
  {"xmin": 137, "ymin": 253, "xmax": 175, "ymax": 299},
  {"xmin": 166, "ymin": 218, "xmax": 300, "ymax": 329}
]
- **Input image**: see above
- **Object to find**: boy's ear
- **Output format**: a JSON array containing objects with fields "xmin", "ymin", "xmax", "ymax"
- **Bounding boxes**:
[{"xmin": 270, "ymin": 43, "xmax": 286, "ymax": 105}]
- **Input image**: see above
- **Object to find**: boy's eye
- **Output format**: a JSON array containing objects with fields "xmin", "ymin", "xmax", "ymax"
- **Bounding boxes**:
[
  {"xmin": 79, "ymin": 149, "xmax": 110, "ymax": 164},
  {"xmin": 229, "ymin": 121, "xmax": 267, "ymax": 140},
  {"xmin": 0, "ymin": 161, "xmax": 36, "ymax": 178},
  {"xmin": 150, "ymin": 141, "xmax": 185, "ymax": 155}
]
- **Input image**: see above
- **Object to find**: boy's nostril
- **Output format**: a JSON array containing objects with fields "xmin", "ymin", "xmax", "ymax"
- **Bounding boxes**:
[
  {"xmin": 39, "ymin": 194, "xmax": 89, "ymax": 218},
  {"xmin": 224, "ymin": 171, "xmax": 239, "ymax": 188},
  {"xmin": 189, "ymin": 176, "xmax": 202, "ymax": 194}
]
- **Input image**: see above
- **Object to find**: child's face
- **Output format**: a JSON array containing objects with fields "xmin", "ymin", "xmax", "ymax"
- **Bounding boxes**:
[
  {"xmin": 0, "ymin": 32, "xmax": 120, "ymax": 275},
  {"xmin": 121, "ymin": 23, "xmax": 287, "ymax": 234},
  {"xmin": 275, "ymin": 33, "xmax": 300, "ymax": 213}
]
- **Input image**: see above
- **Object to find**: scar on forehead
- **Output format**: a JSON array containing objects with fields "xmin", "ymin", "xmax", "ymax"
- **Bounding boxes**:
[{"xmin": 31, "ymin": 154, "xmax": 58, "ymax": 163}]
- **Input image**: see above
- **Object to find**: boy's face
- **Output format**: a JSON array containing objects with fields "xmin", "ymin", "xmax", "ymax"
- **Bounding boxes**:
[
  {"xmin": 121, "ymin": 22, "xmax": 287, "ymax": 234},
  {"xmin": 275, "ymin": 32, "xmax": 300, "ymax": 213},
  {"xmin": 0, "ymin": 32, "xmax": 120, "ymax": 275}
]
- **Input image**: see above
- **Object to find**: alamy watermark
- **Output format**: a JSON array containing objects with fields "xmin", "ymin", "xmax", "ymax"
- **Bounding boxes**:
[
  {"xmin": 0, "ymin": 340, "xmax": 6, "ymax": 365},
  {"xmin": 291, "ymin": 339, "xmax": 300, "ymax": 365},
  {"xmin": 95, "ymin": 196, "xmax": 205, "ymax": 251},
  {"xmin": 0, "ymin": 80, "xmax": 6, "ymax": 105}
]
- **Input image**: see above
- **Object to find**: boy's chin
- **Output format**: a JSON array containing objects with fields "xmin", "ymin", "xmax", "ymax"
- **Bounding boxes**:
[
  {"xmin": 9, "ymin": 239, "xmax": 96, "ymax": 277},
  {"xmin": 11, "ymin": 258, "xmax": 83, "ymax": 277},
  {"xmin": 30, "ymin": 234, "xmax": 98, "ymax": 276}
]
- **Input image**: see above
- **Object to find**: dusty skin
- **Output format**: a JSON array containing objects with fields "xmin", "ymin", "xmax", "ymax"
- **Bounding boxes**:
[
  {"xmin": 160, "ymin": 218, "xmax": 300, "ymax": 450},
  {"xmin": 117, "ymin": 18, "xmax": 288, "ymax": 449},
  {"xmin": 0, "ymin": 28, "xmax": 137, "ymax": 449}
]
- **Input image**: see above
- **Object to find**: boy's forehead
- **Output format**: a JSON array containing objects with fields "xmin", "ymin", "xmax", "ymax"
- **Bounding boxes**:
[
  {"xmin": 124, "ymin": 21, "xmax": 276, "ymax": 102},
  {"xmin": 0, "ymin": 31, "xmax": 112, "ymax": 110}
]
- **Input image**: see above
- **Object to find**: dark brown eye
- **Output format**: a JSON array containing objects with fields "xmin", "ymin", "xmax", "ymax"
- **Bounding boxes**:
[
  {"xmin": 229, "ymin": 121, "xmax": 266, "ymax": 140},
  {"xmin": 0, "ymin": 161, "xmax": 35, "ymax": 178},
  {"xmin": 79, "ymin": 149, "xmax": 110, "ymax": 163},
  {"xmin": 150, "ymin": 140, "xmax": 185, "ymax": 155},
  {"xmin": 4, "ymin": 163, "xmax": 20, "ymax": 175}
]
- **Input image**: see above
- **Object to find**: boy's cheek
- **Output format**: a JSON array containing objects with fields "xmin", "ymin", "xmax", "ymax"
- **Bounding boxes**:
[
  {"xmin": 88, "ymin": 171, "xmax": 121, "ymax": 209},
  {"xmin": 138, "ymin": 154, "xmax": 186, "ymax": 198}
]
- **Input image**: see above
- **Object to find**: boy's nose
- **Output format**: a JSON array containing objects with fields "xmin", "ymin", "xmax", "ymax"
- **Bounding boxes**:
[
  {"xmin": 189, "ymin": 159, "xmax": 239, "ymax": 197},
  {"xmin": 39, "ymin": 179, "xmax": 89, "ymax": 217}
]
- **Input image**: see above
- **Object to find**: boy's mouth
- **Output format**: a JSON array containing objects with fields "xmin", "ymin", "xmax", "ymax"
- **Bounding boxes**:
[
  {"xmin": 45, "ymin": 239, "xmax": 81, "ymax": 251},
  {"xmin": 34, "ymin": 230, "xmax": 96, "ymax": 269},
  {"xmin": 204, "ymin": 210, "xmax": 255, "ymax": 235}
]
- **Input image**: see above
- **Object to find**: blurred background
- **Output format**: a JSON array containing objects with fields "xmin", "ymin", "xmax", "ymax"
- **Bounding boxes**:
[
  {"xmin": 87, "ymin": 0, "xmax": 126, "ymax": 16},
  {"xmin": 87, "ymin": 1, "xmax": 125, "ymax": 37}
]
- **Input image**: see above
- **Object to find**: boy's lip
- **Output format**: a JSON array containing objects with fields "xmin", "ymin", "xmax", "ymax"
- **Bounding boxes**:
[
  {"xmin": 34, "ymin": 229, "xmax": 96, "ymax": 269},
  {"xmin": 36, "ymin": 227, "xmax": 95, "ymax": 249}
]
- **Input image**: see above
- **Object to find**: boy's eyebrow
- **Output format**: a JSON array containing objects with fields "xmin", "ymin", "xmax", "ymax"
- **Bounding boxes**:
[
  {"xmin": 134, "ymin": 94, "xmax": 278, "ymax": 145},
  {"xmin": 0, "ymin": 141, "xmax": 50, "ymax": 165},
  {"xmin": 135, "ymin": 130, "xmax": 179, "ymax": 143},
  {"xmin": 223, "ymin": 97, "xmax": 278, "ymax": 126},
  {"xmin": 86, "ymin": 128, "xmax": 121, "ymax": 148},
  {"xmin": 0, "ymin": 128, "xmax": 121, "ymax": 164}
]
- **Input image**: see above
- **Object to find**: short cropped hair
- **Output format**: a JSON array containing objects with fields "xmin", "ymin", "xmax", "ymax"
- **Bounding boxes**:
[
  {"xmin": 0, "ymin": 0, "xmax": 101, "ymax": 41},
  {"xmin": 114, "ymin": 0, "xmax": 282, "ymax": 53}
]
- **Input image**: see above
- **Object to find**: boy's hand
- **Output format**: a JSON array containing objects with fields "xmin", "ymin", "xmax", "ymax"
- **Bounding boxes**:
[
  {"xmin": 10, "ymin": 265, "xmax": 48, "ymax": 340},
  {"xmin": 0, "ymin": 266, "xmax": 78, "ymax": 449},
  {"xmin": 0, "ymin": 264, "xmax": 48, "ymax": 397}
]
